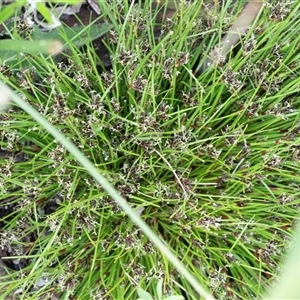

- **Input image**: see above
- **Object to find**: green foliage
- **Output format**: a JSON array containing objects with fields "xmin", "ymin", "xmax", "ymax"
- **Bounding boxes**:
[
  {"xmin": 0, "ymin": 23, "xmax": 111, "ymax": 70},
  {"xmin": 0, "ymin": 0, "xmax": 82, "ymax": 25},
  {"xmin": 0, "ymin": 0, "xmax": 100, "ymax": 67},
  {"xmin": 0, "ymin": 2, "xmax": 23, "ymax": 24},
  {"xmin": 0, "ymin": 1, "xmax": 300, "ymax": 300}
]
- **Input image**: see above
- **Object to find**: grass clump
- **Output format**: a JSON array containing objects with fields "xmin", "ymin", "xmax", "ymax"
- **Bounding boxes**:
[{"xmin": 0, "ymin": 0, "xmax": 300, "ymax": 299}]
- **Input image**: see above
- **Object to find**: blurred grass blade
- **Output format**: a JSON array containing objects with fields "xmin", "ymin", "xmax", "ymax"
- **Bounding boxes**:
[
  {"xmin": 49, "ymin": 0, "xmax": 82, "ymax": 4},
  {"xmin": 156, "ymin": 279, "xmax": 163, "ymax": 299},
  {"xmin": 265, "ymin": 221, "xmax": 300, "ymax": 299},
  {"xmin": 0, "ymin": 39, "xmax": 63, "ymax": 55},
  {"xmin": 0, "ymin": 2, "xmax": 23, "ymax": 23},
  {"xmin": 36, "ymin": 1, "xmax": 57, "ymax": 24},
  {"xmin": 137, "ymin": 287, "xmax": 154, "ymax": 300}
]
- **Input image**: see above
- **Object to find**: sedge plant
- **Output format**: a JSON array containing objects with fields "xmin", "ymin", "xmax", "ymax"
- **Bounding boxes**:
[{"xmin": 0, "ymin": 0, "xmax": 300, "ymax": 299}]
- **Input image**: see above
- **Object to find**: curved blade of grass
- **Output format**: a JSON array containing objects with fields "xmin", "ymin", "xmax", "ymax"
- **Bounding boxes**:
[
  {"xmin": 0, "ymin": 80, "xmax": 215, "ymax": 300},
  {"xmin": 36, "ymin": 1, "xmax": 58, "ymax": 24}
]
